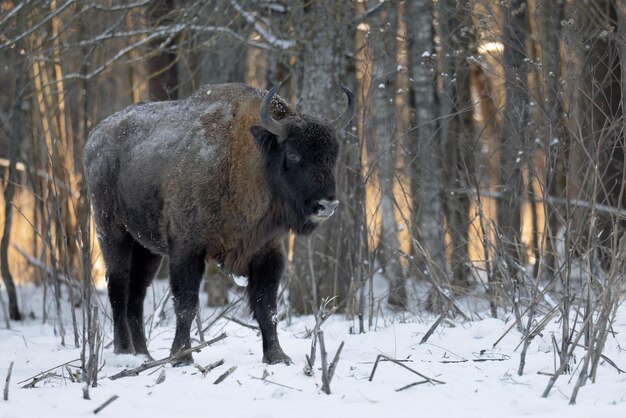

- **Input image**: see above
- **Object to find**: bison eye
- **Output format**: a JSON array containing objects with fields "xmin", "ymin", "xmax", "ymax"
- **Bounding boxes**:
[{"xmin": 287, "ymin": 151, "xmax": 301, "ymax": 163}]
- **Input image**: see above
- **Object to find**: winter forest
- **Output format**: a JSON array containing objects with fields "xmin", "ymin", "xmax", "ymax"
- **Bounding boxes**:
[{"xmin": 1, "ymin": 0, "xmax": 625, "ymax": 416}]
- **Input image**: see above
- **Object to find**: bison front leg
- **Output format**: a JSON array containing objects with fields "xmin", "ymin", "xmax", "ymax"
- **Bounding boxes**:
[
  {"xmin": 248, "ymin": 245, "xmax": 292, "ymax": 365},
  {"xmin": 169, "ymin": 251, "xmax": 205, "ymax": 366}
]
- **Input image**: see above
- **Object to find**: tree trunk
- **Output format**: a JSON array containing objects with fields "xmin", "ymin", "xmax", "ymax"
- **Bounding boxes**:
[
  {"xmin": 586, "ymin": 3, "xmax": 623, "ymax": 270},
  {"xmin": 366, "ymin": 0, "xmax": 406, "ymax": 307},
  {"xmin": 497, "ymin": 0, "xmax": 530, "ymax": 289},
  {"xmin": 405, "ymin": 0, "xmax": 446, "ymax": 290},
  {"xmin": 539, "ymin": 0, "xmax": 566, "ymax": 279},
  {"xmin": 290, "ymin": 1, "xmax": 360, "ymax": 315},
  {"xmin": 147, "ymin": 0, "xmax": 179, "ymax": 100},
  {"xmin": 438, "ymin": 0, "xmax": 476, "ymax": 293},
  {"xmin": 1, "ymin": 57, "xmax": 25, "ymax": 321}
]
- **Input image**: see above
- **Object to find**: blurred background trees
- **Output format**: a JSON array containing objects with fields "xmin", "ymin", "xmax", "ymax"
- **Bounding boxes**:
[{"xmin": 0, "ymin": 2, "xmax": 625, "ymax": 394}]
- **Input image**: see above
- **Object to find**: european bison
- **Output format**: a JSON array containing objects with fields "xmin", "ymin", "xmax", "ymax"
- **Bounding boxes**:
[{"xmin": 84, "ymin": 83, "xmax": 355, "ymax": 365}]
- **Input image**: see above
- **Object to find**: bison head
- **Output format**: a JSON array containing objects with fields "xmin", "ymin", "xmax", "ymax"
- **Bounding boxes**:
[{"xmin": 251, "ymin": 83, "xmax": 356, "ymax": 235}]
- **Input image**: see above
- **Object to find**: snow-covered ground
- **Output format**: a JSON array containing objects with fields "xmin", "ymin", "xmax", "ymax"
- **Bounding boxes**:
[{"xmin": 1, "ymin": 281, "xmax": 625, "ymax": 418}]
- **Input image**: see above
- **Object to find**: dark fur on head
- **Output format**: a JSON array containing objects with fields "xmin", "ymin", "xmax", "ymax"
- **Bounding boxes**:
[{"xmin": 251, "ymin": 115, "xmax": 339, "ymax": 235}]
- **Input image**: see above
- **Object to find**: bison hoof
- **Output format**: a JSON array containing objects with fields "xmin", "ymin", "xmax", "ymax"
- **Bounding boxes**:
[
  {"xmin": 263, "ymin": 349, "xmax": 292, "ymax": 365},
  {"xmin": 171, "ymin": 354, "xmax": 194, "ymax": 367},
  {"xmin": 137, "ymin": 352, "xmax": 154, "ymax": 362},
  {"xmin": 113, "ymin": 344, "xmax": 135, "ymax": 355}
]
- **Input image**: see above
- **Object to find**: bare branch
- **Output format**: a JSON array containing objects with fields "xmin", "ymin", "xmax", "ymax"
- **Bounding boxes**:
[
  {"xmin": 0, "ymin": 0, "xmax": 76, "ymax": 50},
  {"xmin": 229, "ymin": 0, "xmax": 295, "ymax": 49}
]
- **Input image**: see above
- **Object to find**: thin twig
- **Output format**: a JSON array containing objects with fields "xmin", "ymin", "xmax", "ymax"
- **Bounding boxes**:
[
  {"xmin": 17, "ymin": 358, "xmax": 81, "ymax": 385},
  {"xmin": 195, "ymin": 359, "xmax": 225, "ymax": 377},
  {"xmin": 12, "ymin": 245, "xmax": 81, "ymax": 293},
  {"xmin": 224, "ymin": 315, "xmax": 259, "ymax": 331},
  {"xmin": 93, "ymin": 395, "xmax": 119, "ymax": 414},
  {"xmin": 250, "ymin": 375, "xmax": 303, "ymax": 392},
  {"xmin": 201, "ymin": 298, "xmax": 243, "ymax": 334},
  {"xmin": 396, "ymin": 380, "xmax": 428, "ymax": 392},
  {"xmin": 420, "ymin": 310, "xmax": 449, "ymax": 344},
  {"xmin": 369, "ymin": 354, "xmax": 445, "ymax": 385},
  {"xmin": 21, "ymin": 372, "xmax": 60, "ymax": 389},
  {"xmin": 327, "ymin": 341, "xmax": 344, "ymax": 383},
  {"xmin": 213, "ymin": 366, "xmax": 236, "ymax": 385},
  {"xmin": 304, "ymin": 297, "xmax": 337, "ymax": 377},
  {"xmin": 319, "ymin": 331, "xmax": 331, "ymax": 394},
  {"xmin": 195, "ymin": 310, "xmax": 205, "ymax": 343},
  {"xmin": 3, "ymin": 362, "xmax": 13, "ymax": 401},
  {"xmin": 108, "ymin": 333, "xmax": 227, "ymax": 380}
]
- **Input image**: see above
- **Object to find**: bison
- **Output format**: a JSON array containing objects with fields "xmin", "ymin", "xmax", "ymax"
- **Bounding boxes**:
[{"xmin": 84, "ymin": 82, "xmax": 355, "ymax": 365}]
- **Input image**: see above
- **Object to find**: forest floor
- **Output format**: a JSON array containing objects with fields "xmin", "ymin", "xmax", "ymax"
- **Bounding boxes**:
[{"xmin": 1, "ymin": 280, "xmax": 625, "ymax": 418}]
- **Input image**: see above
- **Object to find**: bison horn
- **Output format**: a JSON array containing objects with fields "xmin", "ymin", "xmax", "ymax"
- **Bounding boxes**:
[
  {"xmin": 332, "ymin": 84, "xmax": 357, "ymax": 131},
  {"xmin": 260, "ymin": 83, "xmax": 287, "ymax": 140}
]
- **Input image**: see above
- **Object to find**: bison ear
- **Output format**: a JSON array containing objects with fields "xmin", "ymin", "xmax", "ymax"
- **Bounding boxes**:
[{"xmin": 250, "ymin": 125, "xmax": 279, "ymax": 154}]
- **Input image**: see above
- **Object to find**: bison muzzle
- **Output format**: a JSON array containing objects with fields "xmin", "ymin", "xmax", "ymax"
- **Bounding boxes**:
[{"xmin": 84, "ymin": 82, "xmax": 356, "ymax": 365}]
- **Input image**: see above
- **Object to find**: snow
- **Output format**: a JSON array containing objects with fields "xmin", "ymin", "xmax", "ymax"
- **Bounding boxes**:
[
  {"xmin": 232, "ymin": 274, "xmax": 248, "ymax": 287},
  {"xmin": 1, "ymin": 282, "xmax": 625, "ymax": 418}
]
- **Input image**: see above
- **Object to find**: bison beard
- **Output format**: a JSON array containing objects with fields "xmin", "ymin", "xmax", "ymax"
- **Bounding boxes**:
[{"xmin": 84, "ymin": 83, "xmax": 355, "ymax": 365}]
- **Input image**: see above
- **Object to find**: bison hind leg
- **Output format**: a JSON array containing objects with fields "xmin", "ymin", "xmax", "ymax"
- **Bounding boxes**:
[
  {"xmin": 247, "ymin": 244, "xmax": 292, "ymax": 365},
  {"xmin": 98, "ymin": 224, "xmax": 135, "ymax": 355},
  {"xmin": 127, "ymin": 243, "xmax": 162, "ymax": 359},
  {"xmin": 169, "ymin": 250, "xmax": 206, "ymax": 366}
]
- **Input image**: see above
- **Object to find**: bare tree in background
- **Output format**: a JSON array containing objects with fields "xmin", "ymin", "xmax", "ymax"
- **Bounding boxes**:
[
  {"xmin": 147, "ymin": 0, "xmax": 180, "ymax": 100},
  {"xmin": 365, "ymin": 0, "xmax": 407, "ymax": 307},
  {"xmin": 405, "ymin": 0, "xmax": 447, "ymax": 299},
  {"xmin": 496, "ymin": 0, "xmax": 530, "ymax": 313},
  {"xmin": 537, "ymin": 0, "xmax": 566, "ymax": 280},
  {"xmin": 290, "ymin": 1, "xmax": 362, "ymax": 315},
  {"xmin": 437, "ymin": 0, "xmax": 476, "ymax": 296},
  {"xmin": 0, "ymin": 46, "xmax": 25, "ymax": 321}
]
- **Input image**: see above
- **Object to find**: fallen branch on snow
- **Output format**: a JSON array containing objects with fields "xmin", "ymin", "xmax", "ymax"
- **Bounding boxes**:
[
  {"xmin": 18, "ymin": 358, "xmax": 81, "ymax": 388},
  {"xmin": 108, "ymin": 333, "xmax": 227, "ymax": 380},
  {"xmin": 369, "ymin": 354, "xmax": 445, "ymax": 387}
]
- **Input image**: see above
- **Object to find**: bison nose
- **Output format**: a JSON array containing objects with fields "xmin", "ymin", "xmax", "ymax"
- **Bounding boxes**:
[{"xmin": 316, "ymin": 199, "xmax": 339, "ymax": 218}]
